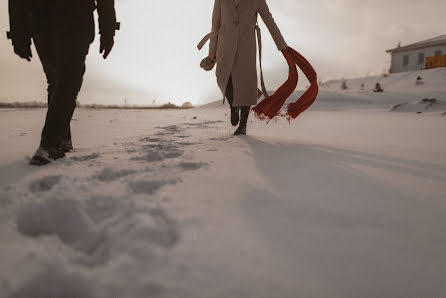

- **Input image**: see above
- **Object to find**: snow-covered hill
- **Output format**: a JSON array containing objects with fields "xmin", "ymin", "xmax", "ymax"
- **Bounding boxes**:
[
  {"xmin": 202, "ymin": 68, "xmax": 446, "ymax": 114},
  {"xmin": 320, "ymin": 68, "xmax": 446, "ymax": 112}
]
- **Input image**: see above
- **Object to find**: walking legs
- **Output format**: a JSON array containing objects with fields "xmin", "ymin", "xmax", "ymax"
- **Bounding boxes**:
[
  {"xmin": 225, "ymin": 76, "xmax": 240, "ymax": 127},
  {"xmin": 234, "ymin": 106, "xmax": 250, "ymax": 135}
]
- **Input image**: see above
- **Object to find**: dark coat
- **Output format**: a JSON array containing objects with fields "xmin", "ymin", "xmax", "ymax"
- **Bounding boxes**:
[{"xmin": 8, "ymin": 0, "xmax": 117, "ymax": 45}]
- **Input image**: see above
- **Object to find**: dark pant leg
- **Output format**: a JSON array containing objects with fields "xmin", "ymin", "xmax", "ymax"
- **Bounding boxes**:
[
  {"xmin": 225, "ymin": 76, "xmax": 234, "ymax": 108},
  {"xmin": 40, "ymin": 36, "xmax": 90, "ymax": 149},
  {"xmin": 33, "ymin": 32, "xmax": 57, "ymax": 148}
]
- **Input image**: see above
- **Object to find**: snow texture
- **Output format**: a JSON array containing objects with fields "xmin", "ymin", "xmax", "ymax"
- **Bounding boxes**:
[{"xmin": 0, "ymin": 68, "xmax": 446, "ymax": 297}]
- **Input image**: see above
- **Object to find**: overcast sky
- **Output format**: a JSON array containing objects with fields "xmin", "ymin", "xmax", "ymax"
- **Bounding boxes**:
[{"xmin": 0, "ymin": 0, "xmax": 445, "ymax": 105}]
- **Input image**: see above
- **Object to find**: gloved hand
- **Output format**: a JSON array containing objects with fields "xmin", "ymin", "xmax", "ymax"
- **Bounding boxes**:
[
  {"xmin": 100, "ymin": 34, "xmax": 114, "ymax": 59},
  {"xmin": 13, "ymin": 38, "xmax": 32, "ymax": 61},
  {"xmin": 200, "ymin": 56, "xmax": 216, "ymax": 71}
]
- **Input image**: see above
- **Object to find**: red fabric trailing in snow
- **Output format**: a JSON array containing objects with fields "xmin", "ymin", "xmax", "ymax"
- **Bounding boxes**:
[{"xmin": 252, "ymin": 47, "xmax": 319, "ymax": 121}]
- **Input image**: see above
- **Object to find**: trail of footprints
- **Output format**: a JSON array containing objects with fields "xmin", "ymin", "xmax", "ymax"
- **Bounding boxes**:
[
  {"xmin": 3, "ymin": 121, "xmax": 218, "ymax": 296},
  {"xmin": 26, "ymin": 123, "xmax": 211, "ymax": 197}
]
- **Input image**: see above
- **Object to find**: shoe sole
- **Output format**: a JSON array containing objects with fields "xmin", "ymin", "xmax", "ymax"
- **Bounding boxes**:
[
  {"xmin": 234, "ymin": 130, "xmax": 246, "ymax": 136},
  {"xmin": 29, "ymin": 156, "xmax": 52, "ymax": 166}
]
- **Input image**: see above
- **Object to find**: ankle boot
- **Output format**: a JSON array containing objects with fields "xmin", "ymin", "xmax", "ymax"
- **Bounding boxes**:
[
  {"xmin": 231, "ymin": 106, "xmax": 240, "ymax": 126},
  {"xmin": 234, "ymin": 106, "xmax": 249, "ymax": 135},
  {"xmin": 30, "ymin": 146, "xmax": 66, "ymax": 166},
  {"xmin": 60, "ymin": 139, "xmax": 74, "ymax": 153}
]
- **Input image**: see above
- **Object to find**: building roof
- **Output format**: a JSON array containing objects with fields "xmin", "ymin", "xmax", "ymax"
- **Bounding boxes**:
[{"xmin": 386, "ymin": 35, "xmax": 446, "ymax": 53}]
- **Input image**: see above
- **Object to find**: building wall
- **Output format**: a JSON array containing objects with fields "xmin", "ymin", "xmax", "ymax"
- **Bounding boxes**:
[{"xmin": 389, "ymin": 45, "xmax": 446, "ymax": 73}]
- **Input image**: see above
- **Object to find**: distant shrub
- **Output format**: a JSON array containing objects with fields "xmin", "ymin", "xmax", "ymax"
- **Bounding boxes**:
[
  {"xmin": 160, "ymin": 102, "xmax": 179, "ymax": 109},
  {"xmin": 181, "ymin": 102, "xmax": 193, "ymax": 108},
  {"xmin": 0, "ymin": 101, "xmax": 47, "ymax": 108},
  {"xmin": 0, "ymin": 101, "xmax": 192, "ymax": 110}
]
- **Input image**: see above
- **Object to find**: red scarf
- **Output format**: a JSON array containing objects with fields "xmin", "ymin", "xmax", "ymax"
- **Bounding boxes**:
[{"xmin": 253, "ymin": 47, "xmax": 319, "ymax": 121}]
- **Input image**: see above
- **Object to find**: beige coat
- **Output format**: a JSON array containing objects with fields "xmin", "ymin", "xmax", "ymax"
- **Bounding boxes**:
[{"xmin": 206, "ymin": 0, "xmax": 288, "ymax": 107}]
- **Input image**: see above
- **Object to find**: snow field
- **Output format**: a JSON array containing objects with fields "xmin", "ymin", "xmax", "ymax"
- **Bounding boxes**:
[{"xmin": 0, "ymin": 67, "xmax": 445, "ymax": 297}]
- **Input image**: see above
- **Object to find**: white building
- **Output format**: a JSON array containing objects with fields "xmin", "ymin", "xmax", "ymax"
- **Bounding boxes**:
[{"xmin": 386, "ymin": 35, "xmax": 446, "ymax": 73}]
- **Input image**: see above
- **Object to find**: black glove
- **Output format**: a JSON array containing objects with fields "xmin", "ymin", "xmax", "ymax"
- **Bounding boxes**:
[
  {"xmin": 13, "ymin": 37, "xmax": 32, "ymax": 61},
  {"xmin": 100, "ymin": 34, "xmax": 114, "ymax": 59},
  {"xmin": 200, "ymin": 57, "xmax": 216, "ymax": 71}
]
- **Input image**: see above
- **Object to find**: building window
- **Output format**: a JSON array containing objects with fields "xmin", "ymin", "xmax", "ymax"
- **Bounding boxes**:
[
  {"xmin": 435, "ymin": 50, "xmax": 442, "ymax": 56},
  {"xmin": 403, "ymin": 55, "xmax": 409, "ymax": 66},
  {"xmin": 418, "ymin": 53, "xmax": 425, "ymax": 65}
]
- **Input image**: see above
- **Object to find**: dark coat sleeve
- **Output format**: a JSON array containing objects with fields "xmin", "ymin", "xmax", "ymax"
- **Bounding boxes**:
[
  {"xmin": 96, "ymin": 0, "xmax": 117, "ymax": 36},
  {"xmin": 8, "ymin": 0, "xmax": 32, "ymax": 45}
]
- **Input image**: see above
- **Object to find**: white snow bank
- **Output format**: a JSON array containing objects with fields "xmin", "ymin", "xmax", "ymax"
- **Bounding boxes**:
[
  {"xmin": 323, "ymin": 67, "xmax": 446, "ymax": 95},
  {"xmin": 390, "ymin": 98, "xmax": 446, "ymax": 113},
  {"xmin": 202, "ymin": 68, "xmax": 446, "ymax": 113}
]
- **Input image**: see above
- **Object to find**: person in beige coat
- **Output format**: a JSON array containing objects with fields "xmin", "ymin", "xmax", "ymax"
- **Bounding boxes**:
[{"xmin": 200, "ymin": 0, "xmax": 288, "ymax": 135}]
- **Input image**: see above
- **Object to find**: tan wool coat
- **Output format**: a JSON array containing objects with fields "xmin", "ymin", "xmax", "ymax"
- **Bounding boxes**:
[{"xmin": 209, "ymin": 0, "xmax": 288, "ymax": 107}]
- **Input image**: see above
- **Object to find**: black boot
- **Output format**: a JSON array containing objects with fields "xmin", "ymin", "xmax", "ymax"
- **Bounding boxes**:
[
  {"xmin": 231, "ymin": 106, "xmax": 240, "ymax": 126},
  {"xmin": 225, "ymin": 76, "xmax": 239, "ymax": 126},
  {"xmin": 60, "ymin": 139, "xmax": 74, "ymax": 153},
  {"xmin": 60, "ymin": 127, "xmax": 74, "ymax": 153},
  {"xmin": 234, "ymin": 106, "xmax": 249, "ymax": 135},
  {"xmin": 30, "ymin": 146, "xmax": 66, "ymax": 166}
]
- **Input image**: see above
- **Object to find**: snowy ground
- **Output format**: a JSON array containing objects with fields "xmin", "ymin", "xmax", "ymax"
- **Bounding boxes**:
[{"xmin": 1, "ymin": 70, "xmax": 446, "ymax": 298}]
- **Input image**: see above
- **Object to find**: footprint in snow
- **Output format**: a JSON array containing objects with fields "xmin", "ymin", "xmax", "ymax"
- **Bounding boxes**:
[
  {"xmin": 184, "ymin": 120, "xmax": 224, "ymax": 128},
  {"xmin": 131, "ymin": 144, "xmax": 184, "ymax": 162},
  {"xmin": 93, "ymin": 168, "xmax": 137, "ymax": 182},
  {"xmin": 8, "ymin": 263, "xmax": 95, "ymax": 298},
  {"xmin": 154, "ymin": 131, "xmax": 176, "ymax": 136},
  {"xmin": 160, "ymin": 125, "xmax": 183, "ymax": 132},
  {"xmin": 140, "ymin": 136, "xmax": 162, "ymax": 143},
  {"xmin": 139, "ymin": 207, "xmax": 180, "ymax": 247},
  {"xmin": 178, "ymin": 162, "xmax": 208, "ymax": 171},
  {"xmin": 176, "ymin": 141, "xmax": 197, "ymax": 146},
  {"xmin": 209, "ymin": 137, "xmax": 231, "ymax": 141},
  {"xmin": 84, "ymin": 195, "xmax": 119, "ymax": 224},
  {"xmin": 128, "ymin": 179, "xmax": 177, "ymax": 195},
  {"xmin": 202, "ymin": 120, "xmax": 224, "ymax": 125},
  {"xmin": 130, "ymin": 150, "xmax": 165, "ymax": 162},
  {"xmin": 16, "ymin": 197, "xmax": 108, "ymax": 260},
  {"xmin": 143, "ymin": 143, "xmax": 179, "ymax": 151},
  {"xmin": 71, "ymin": 153, "xmax": 100, "ymax": 162},
  {"xmin": 29, "ymin": 175, "xmax": 62, "ymax": 193},
  {"xmin": 163, "ymin": 151, "xmax": 184, "ymax": 159}
]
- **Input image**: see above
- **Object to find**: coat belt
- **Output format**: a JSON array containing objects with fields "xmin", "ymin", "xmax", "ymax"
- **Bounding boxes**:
[
  {"xmin": 197, "ymin": 32, "xmax": 216, "ymax": 51},
  {"xmin": 197, "ymin": 24, "xmax": 269, "ymax": 100}
]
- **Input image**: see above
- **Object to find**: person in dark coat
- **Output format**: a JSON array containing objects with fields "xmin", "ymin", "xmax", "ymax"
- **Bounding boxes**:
[{"xmin": 8, "ymin": 0, "xmax": 119, "ymax": 165}]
